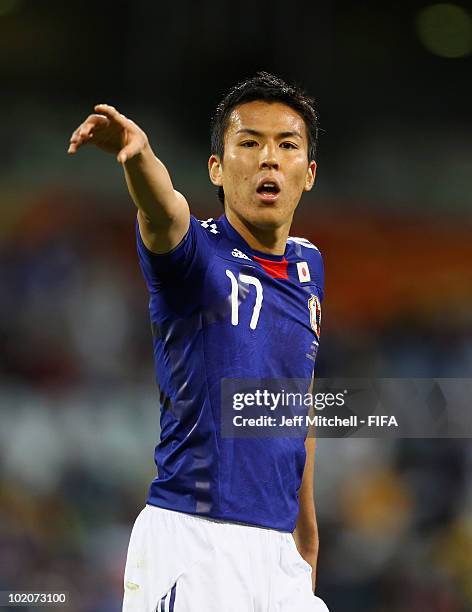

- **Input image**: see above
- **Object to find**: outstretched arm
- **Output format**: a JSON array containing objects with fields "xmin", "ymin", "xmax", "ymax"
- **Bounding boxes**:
[{"xmin": 67, "ymin": 104, "xmax": 189, "ymax": 254}]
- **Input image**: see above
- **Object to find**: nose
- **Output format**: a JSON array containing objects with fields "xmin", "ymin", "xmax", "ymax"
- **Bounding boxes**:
[{"xmin": 259, "ymin": 143, "xmax": 279, "ymax": 170}]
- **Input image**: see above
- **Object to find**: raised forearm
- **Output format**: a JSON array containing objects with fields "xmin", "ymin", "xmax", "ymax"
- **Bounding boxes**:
[{"xmin": 123, "ymin": 143, "xmax": 179, "ymax": 226}]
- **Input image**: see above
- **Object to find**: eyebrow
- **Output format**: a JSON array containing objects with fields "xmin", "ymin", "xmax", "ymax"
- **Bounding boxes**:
[{"xmin": 235, "ymin": 128, "xmax": 303, "ymax": 140}]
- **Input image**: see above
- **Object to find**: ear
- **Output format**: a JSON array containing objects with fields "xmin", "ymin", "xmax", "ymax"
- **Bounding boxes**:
[
  {"xmin": 303, "ymin": 160, "xmax": 317, "ymax": 192},
  {"xmin": 208, "ymin": 154, "xmax": 223, "ymax": 186}
]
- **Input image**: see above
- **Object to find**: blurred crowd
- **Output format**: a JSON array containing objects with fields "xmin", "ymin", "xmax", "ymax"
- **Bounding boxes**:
[{"xmin": 0, "ymin": 191, "xmax": 471, "ymax": 612}]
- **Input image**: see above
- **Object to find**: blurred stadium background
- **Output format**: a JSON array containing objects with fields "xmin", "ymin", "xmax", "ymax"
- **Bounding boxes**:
[{"xmin": 1, "ymin": 1, "xmax": 471, "ymax": 610}]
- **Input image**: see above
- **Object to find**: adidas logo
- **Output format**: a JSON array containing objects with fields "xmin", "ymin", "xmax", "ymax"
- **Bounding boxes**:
[
  {"xmin": 199, "ymin": 218, "xmax": 219, "ymax": 234},
  {"xmin": 231, "ymin": 248, "xmax": 251, "ymax": 260}
]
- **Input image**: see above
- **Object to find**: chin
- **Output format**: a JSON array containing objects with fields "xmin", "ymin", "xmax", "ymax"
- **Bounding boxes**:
[
  {"xmin": 226, "ymin": 196, "xmax": 294, "ymax": 230},
  {"xmin": 246, "ymin": 204, "xmax": 290, "ymax": 230}
]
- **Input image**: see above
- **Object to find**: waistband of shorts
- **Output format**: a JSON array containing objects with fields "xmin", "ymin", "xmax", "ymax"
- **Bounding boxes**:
[{"xmin": 144, "ymin": 503, "xmax": 292, "ymax": 538}]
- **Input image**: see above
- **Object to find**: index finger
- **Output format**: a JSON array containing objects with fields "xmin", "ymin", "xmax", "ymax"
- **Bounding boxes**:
[{"xmin": 94, "ymin": 104, "xmax": 128, "ymax": 126}]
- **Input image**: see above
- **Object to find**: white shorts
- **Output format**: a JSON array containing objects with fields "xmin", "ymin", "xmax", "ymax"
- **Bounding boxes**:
[{"xmin": 122, "ymin": 504, "xmax": 330, "ymax": 612}]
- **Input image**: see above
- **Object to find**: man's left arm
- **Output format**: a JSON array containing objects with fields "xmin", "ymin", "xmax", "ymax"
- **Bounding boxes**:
[{"xmin": 293, "ymin": 434, "xmax": 319, "ymax": 592}]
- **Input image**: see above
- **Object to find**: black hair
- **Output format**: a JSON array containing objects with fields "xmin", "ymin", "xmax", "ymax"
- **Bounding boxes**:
[{"xmin": 210, "ymin": 71, "xmax": 319, "ymax": 205}]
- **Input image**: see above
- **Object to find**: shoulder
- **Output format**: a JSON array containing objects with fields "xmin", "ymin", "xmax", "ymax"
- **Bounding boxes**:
[
  {"xmin": 287, "ymin": 234, "xmax": 324, "ymax": 298},
  {"xmin": 191, "ymin": 215, "xmax": 223, "ymax": 248},
  {"xmin": 287, "ymin": 235, "xmax": 323, "ymax": 269},
  {"xmin": 287, "ymin": 235, "xmax": 320, "ymax": 253},
  {"xmin": 195, "ymin": 216, "xmax": 221, "ymax": 237}
]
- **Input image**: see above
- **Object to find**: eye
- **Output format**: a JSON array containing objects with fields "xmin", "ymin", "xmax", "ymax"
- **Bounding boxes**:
[
  {"xmin": 280, "ymin": 142, "xmax": 298, "ymax": 149},
  {"xmin": 240, "ymin": 140, "xmax": 258, "ymax": 147}
]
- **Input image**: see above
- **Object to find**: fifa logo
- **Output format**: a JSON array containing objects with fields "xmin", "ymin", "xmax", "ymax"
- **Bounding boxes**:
[{"xmin": 308, "ymin": 295, "xmax": 321, "ymax": 339}]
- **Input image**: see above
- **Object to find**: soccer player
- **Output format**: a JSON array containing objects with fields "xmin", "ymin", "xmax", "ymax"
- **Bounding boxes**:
[{"xmin": 68, "ymin": 72, "xmax": 329, "ymax": 612}]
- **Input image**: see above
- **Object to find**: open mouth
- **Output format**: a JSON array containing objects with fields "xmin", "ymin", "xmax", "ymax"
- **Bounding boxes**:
[{"xmin": 256, "ymin": 180, "xmax": 281, "ymax": 199}]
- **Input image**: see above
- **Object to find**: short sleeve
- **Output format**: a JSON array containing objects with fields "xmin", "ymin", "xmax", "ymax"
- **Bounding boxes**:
[{"xmin": 135, "ymin": 214, "xmax": 212, "ymax": 292}]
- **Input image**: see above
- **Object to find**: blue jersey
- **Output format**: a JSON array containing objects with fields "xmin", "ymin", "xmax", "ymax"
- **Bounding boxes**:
[{"xmin": 136, "ymin": 213, "xmax": 324, "ymax": 532}]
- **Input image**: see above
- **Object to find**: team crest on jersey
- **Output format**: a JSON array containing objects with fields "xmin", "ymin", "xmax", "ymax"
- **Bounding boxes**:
[{"xmin": 308, "ymin": 294, "xmax": 321, "ymax": 338}]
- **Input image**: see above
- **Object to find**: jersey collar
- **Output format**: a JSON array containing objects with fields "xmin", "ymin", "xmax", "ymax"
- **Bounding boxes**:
[{"xmin": 218, "ymin": 214, "xmax": 288, "ymax": 262}]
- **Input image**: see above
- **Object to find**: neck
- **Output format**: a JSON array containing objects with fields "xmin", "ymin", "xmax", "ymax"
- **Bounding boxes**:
[{"xmin": 225, "ymin": 209, "xmax": 291, "ymax": 255}]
